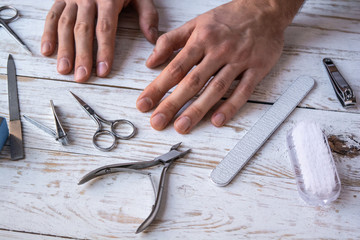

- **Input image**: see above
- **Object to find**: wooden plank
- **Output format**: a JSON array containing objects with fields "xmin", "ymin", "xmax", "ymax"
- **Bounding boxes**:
[
  {"xmin": 0, "ymin": 148, "xmax": 359, "ymax": 239},
  {"xmin": 0, "ymin": 230, "xmax": 73, "ymax": 240},
  {"xmin": 0, "ymin": 76, "xmax": 359, "ymax": 184}
]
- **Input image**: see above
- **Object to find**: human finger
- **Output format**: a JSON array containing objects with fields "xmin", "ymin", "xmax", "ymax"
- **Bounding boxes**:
[
  {"xmin": 149, "ymin": 55, "xmax": 224, "ymax": 131},
  {"xmin": 174, "ymin": 64, "xmax": 241, "ymax": 134},
  {"xmin": 41, "ymin": 1, "xmax": 66, "ymax": 56},
  {"xmin": 57, "ymin": 2, "xmax": 77, "ymax": 74},
  {"xmin": 73, "ymin": 2, "xmax": 96, "ymax": 82},
  {"xmin": 95, "ymin": 1, "xmax": 124, "ymax": 77},
  {"xmin": 132, "ymin": 0, "xmax": 159, "ymax": 44},
  {"xmin": 136, "ymin": 44, "xmax": 203, "ymax": 113},
  {"xmin": 211, "ymin": 69, "xmax": 259, "ymax": 127},
  {"xmin": 146, "ymin": 21, "xmax": 195, "ymax": 68}
]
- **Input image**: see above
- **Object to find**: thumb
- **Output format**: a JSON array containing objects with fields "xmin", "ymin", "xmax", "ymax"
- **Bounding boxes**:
[{"xmin": 132, "ymin": 0, "xmax": 159, "ymax": 44}]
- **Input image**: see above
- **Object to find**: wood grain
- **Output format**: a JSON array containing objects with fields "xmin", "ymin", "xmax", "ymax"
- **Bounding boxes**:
[{"xmin": 0, "ymin": 0, "xmax": 359, "ymax": 239}]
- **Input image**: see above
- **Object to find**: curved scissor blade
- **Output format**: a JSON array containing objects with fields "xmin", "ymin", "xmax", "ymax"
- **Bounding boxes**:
[{"xmin": 69, "ymin": 91, "xmax": 95, "ymax": 116}]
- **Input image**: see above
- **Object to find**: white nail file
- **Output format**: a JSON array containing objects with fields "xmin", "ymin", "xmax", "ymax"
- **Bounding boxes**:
[{"xmin": 210, "ymin": 76, "xmax": 315, "ymax": 186}]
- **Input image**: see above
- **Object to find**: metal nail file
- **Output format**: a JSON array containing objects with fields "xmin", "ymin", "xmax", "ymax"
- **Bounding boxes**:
[
  {"xmin": 7, "ymin": 54, "xmax": 24, "ymax": 160},
  {"xmin": 210, "ymin": 76, "xmax": 315, "ymax": 186}
]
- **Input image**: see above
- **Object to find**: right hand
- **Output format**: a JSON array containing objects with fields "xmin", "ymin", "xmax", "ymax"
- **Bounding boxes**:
[{"xmin": 41, "ymin": 0, "xmax": 159, "ymax": 82}]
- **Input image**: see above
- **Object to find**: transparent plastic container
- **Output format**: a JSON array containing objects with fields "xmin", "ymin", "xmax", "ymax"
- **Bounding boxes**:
[{"xmin": 286, "ymin": 122, "xmax": 341, "ymax": 206}]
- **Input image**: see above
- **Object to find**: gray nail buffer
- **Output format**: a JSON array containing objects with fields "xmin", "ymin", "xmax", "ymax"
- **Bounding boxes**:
[{"xmin": 210, "ymin": 76, "xmax": 315, "ymax": 186}]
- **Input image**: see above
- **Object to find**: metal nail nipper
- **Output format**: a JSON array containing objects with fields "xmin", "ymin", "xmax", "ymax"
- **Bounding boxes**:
[{"xmin": 78, "ymin": 142, "xmax": 191, "ymax": 234}]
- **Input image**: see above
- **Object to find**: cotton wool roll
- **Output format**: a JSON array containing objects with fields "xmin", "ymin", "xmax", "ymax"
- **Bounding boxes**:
[{"xmin": 287, "ymin": 121, "xmax": 341, "ymax": 206}]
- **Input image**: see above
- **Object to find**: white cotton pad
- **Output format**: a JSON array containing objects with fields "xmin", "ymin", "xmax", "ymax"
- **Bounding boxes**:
[{"xmin": 286, "ymin": 121, "xmax": 341, "ymax": 205}]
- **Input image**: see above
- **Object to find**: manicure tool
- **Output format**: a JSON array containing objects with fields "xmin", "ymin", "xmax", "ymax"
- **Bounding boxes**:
[
  {"xmin": 0, "ymin": 116, "xmax": 9, "ymax": 152},
  {"xmin": 78, "ymin": 142, "xmax": 191, "ymax": 234},
  {"xmin": 323, "ymin": 58, "xmax": 356, "ymax": 108},
  {"xmin": 23, "ymin": 100, "xmax": 69, "ymax": 146},
  {"xmin": 7, "ymin": 54, "xmax": 24, "ymax": 160},
  {"xmin": 211, "ymin": 76, "xmax": 315, "ymax": 186},
  {"xmin": 0, "ymin": 6, "xmax": 32, "ymax": 54},
  {"xmin": 70, "ymin": 91, "xmax": 137, "ymax": 151}
]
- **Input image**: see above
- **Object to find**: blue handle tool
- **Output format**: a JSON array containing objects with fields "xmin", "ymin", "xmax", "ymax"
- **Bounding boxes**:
[{"xmin": 0, "ymin": 116, "xmax": 9, "ymax": 151}]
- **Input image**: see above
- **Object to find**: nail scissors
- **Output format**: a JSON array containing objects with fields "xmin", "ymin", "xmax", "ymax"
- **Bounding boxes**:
[
  {"xmin": 23, "ymin": 100, "xmax": 69, "ymax": 146},
  {"xmin": 78, "ymin": 142, "xmax": 191, "ymax": 234},
  {"xmin": 70, "ymin": 91, "xmax": 137, "ymax": 151},
  {"xmin": 0, "ymin": 6, "xmax": 32, "ymax": 54}
]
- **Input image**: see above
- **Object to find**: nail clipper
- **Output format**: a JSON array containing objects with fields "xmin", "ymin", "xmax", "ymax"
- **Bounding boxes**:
[
  {"xmin": 323, "ymin": 58, "xmax": 356, "ymax": 108},
  {"xmin": 23, "ymin": 100, "xmax": 69, "ymax": 145}
]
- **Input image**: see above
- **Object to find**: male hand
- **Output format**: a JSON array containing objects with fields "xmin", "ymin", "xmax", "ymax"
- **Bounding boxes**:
[
  {"xmin": 41, "ymin": 0, "xmax": 159, "ymax": 82},
  {"xmin": 137, "ymin": 0, "xmax": 303, "ymax": 134}
]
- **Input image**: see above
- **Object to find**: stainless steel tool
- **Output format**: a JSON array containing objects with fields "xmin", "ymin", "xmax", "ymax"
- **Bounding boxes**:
[
  {"xmin": 0, "ymin": 6, "xmax": 32, "ymax": 54},
  {"xmin": 7, "ymin": 54, "xmax": 24, "ymax": 160},
  {"xmin": 78, "ymin": 142, "xmax": 191, "ymax": 234},
  {"xmin": 323, "ymin": 58, "xmax": 356, "ymax": 108},
  {"xmin": 23, "ymin": 100, "xmax": 69, "ymax": 146},
  {"xmin": 70, "ymin": 91, "xmax": 136, "ymax": 151}
]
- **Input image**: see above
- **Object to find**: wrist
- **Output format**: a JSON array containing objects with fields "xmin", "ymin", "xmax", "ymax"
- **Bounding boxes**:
[
  {"xmin": 270, "ymin": 0, "xmax": 304, "ymax": 29},
  {"xmin": 232, "ymin": 0, "xmax": 304, "ymax": 31}
]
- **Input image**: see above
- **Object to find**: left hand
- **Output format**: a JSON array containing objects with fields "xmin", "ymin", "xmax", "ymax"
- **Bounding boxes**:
[
  {"xmin": 41, "ymin": 0, "xmax": 158, "ymax": 82},
  {"xmin": 136, "ymin": 0, "xmax": 303, "ymax": 134}
]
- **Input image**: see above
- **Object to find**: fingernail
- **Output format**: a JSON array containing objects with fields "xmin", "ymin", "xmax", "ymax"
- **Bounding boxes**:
[
  {"xmin": 175, "ymin": 116, "xmax": 191, "ymax": 133},
  {"xmin": 75, "ymin": 66, "xmax": 87, "ymax": 82},
  {"xmin": 97, "ymin": 61, "xmax": 108, "ymax": 76},
  {"xmin": 151, "ymin": 113, "xmax": 167, "ymax": 130},
  {"xmin": 213, "ymin": 113, "xmax": 226, "ymax": 126},
  {"xmin": 57, "ymin": 58, "xmax": 70, "ymax": 73},
  {"xmin": 137, "ymin": 97, "xmax": 153, "ymax": 112},
  {"xmin": 146, "ymin": 50, "xmax": 154, "ymax": 66},
  {"xmin": 149, "ymin": 27, "xmax": 158, "ymax": 40},
  {"xmin": 41, "ymin": 42, "xmax": 51, "ymax": 54}
]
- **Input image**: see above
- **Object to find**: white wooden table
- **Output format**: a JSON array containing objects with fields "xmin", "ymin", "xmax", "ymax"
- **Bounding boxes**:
[{"xmin": 0, "ymin": 0, "xmax": 359, "ymax": 239}]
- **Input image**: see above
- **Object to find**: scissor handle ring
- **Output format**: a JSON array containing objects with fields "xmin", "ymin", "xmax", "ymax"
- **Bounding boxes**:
[
  {"xmin": 93, "ymin": 130, "xmax": 117, "ymax": 152},
  {"xmin": 0, "ymin": 6, "xmax": 19, "ymax": 23},
  {"xmin": 111, "ymin": 119, "xmax": 137, "ymax": 140}
]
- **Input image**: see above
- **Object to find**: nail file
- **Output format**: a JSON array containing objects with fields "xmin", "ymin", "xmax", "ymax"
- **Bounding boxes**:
[
  {"xmin": 210, "ymin": 76, "xmax": 315, "ymax": 186},
  {"xmin": 7, "ymin": 54, "xmax": 24, "ymax": 160}
]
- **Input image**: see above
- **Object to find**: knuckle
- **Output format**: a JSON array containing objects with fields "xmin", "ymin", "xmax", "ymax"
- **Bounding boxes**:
[
  {"xmin": 157, "ymin": 34, "xmax": 170, "ymax": 46},
  {"xmin": 238, "ymin": 83, "xmax": 254, "ymax": 99},
  {"xmin": 167, "ymin": 62, "xmax": 186, "ymax": 79},
  {"xmin": 148, "ymin": 83, "xmax": 165, "ymax": 97},
  {"xmin": 74, "ymin": 21, "xmax": 91, "ymax": 35},
  {"xmin": 77, "ymin": 0, "xmax": 94, "ymax": 9},
  {"xmin": 144, "ymin": 9, "xmax": 159, "ymax": 21},
  {"xmin": 217, "ymin": 41, "xmax": 233, "ymax": 56},
  {"xmin": 196, "ymin": 25, "xmax": 215, "ymax": 43},
  {"xmin": 161, "ymin": 100, "xmax": 180, "ymax": 114},
  {"xmin": 189, "ymin": 104, "xmax": 205, "ymax": 119},
  {"xmin": 211, "ymin": 77, "xmax": 228, "ymax": 93},
  {"xmin": 59, "ymin": 15, "xmax": 74, "ymax": 28},
  {"xmin": 184, "ymin": 73, "xmax": 202, "ymax": 92},
  {"xmin": 99, "ymin": 0, "xmax": 115, "ymax": 8},
  {"xmin": 46, "ymin": 10, "xmax": 58, "ymax": 21},
  {"xmin": 96, "ymin": 18, "xmax": 113, "ymax": 34},
  {"xmin": 226, "ymin": 102, "xmax": 238, "ymax": 117},
  {"xmin": 99, "ymin": 1, "xmax": 120, "ymax": 14}
]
